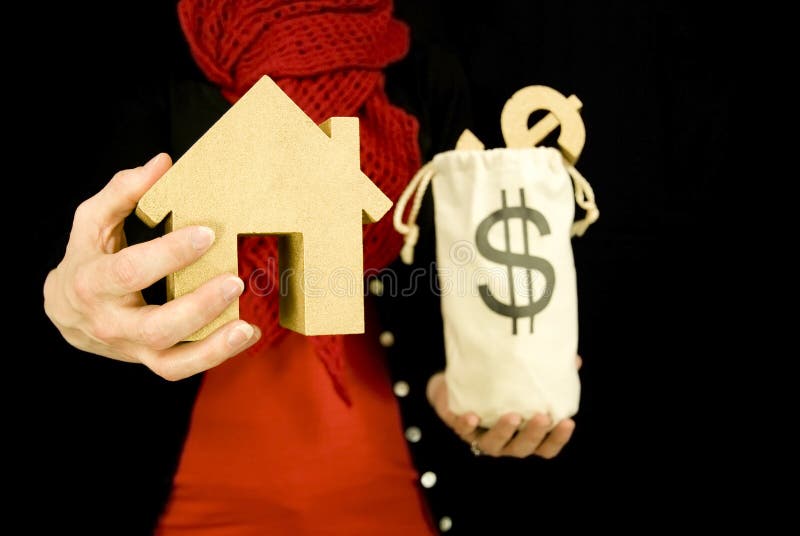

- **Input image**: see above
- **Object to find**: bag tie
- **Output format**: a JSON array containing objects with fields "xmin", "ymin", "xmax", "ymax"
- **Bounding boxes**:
[
  {"xmin": 566, "ymin": 162, "xmax": 600, "ymax": 237},
  {"xmin": 394, "ymin": 155, "xmax": 599, "ymax": 265},
  {"xmin": 393, "ymin": 161, "xmax": 436, "ymax": 265}
]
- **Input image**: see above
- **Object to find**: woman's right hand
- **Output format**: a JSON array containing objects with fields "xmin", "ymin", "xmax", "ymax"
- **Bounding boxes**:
[{"xmin": 43, "ymin": 153, "xmax": 261, "ymax": 380}]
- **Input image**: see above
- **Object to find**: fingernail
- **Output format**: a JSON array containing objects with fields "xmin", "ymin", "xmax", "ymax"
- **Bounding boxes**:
[
  {"xmin": 144, "ymin": 153, "xmax": 162, "ymax": 170},
  {"xmin": 227, "ymin": 322, "xmax": 254, "ymax": 348},
  {"xmin": 509, "ymin": 415, "xmax": 522, "ymax": 427},
  {"xmin": 466, "ymin": 415, "xmax": 479, "ymax": 428},
  {"xmin": 222, "ymin": 277, "xmax": 244, "ymax": 301},
  {"xmin": 191, "ymin": 226, "xmax": 215, "ymax": 250}
]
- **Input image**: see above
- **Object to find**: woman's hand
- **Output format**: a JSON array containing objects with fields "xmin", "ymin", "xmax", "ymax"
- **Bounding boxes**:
[
  {"xmin": 427, "ymin": 356, "xmax": 582, "ymax": 459},
  {"xmin": 43, "ymin": 153, "xmax": 261, "ymax": 380}
]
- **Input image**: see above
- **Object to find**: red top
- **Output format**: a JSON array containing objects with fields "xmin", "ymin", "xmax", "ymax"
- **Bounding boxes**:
[{"xmin": 156, "ymin": 309, "xmax": 435, "ymax": 535}]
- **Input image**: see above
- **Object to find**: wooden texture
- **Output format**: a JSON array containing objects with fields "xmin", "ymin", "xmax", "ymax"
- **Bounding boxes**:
[
  {"xmin": 500, "ymin": 85, "xmax": 585, "ymax": 162},
  {"xmin": 455, "ymin": 129, "xmax": 485, "ymax": 151},
  {"xmin": 136, "ymin": 76, "xmax": 392, "ymax": 340},
  {"xmin": 456, "ymin": 85, "xmax": 585, "ymax": 163}
]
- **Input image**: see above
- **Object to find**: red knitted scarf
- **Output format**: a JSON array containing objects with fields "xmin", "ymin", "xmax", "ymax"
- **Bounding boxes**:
[{"xmin": 178, "ymin": 0, "xmax": 420, "ymax": 402}]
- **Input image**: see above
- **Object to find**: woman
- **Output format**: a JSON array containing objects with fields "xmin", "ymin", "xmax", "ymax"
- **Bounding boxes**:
[{"xmin": 41, "ymin": 1, "xmax": 576, "ymax": 533}]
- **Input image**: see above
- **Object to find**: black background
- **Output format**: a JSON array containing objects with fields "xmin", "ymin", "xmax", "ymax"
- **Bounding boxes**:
[{"xmin": 17, "ymin": 0, "xmax": 733, "ymax": 530}]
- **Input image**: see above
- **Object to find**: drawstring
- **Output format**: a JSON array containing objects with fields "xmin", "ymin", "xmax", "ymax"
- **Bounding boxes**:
[
  {"xmin": 393, "ymin": 161, "xmax": 436, "ymax": 265},
  {"xmin": 566, "ymin": 162, "xmax": 599, "ymax": 237},
  {"xmin": 394, "ymin": 155, "xmax": 599, "ymax": 264}
]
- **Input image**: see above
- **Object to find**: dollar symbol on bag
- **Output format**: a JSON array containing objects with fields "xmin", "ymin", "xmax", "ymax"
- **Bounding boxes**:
[{"xmin": 475, "ymin": 189, "xmax": 555, "ymax": 334}]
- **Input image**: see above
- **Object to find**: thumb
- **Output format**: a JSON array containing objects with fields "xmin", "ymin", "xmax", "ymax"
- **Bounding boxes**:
[
  {"xmin": 426, "ymin": 372, "xmax": 445, "ymax": 406},
  {"xmin": 427, "ymin": 373, "xmax": 452, "ymax": 420},
  {"xmin": 92, "ymin": 153, "xmax": 172, "ymax": 228},
  {"xmin": 433, "ymin": 389, "xmax": 462, "ymax": 434}
]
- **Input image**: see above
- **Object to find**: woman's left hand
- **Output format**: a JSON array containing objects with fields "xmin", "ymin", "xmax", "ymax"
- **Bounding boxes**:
[{"xmin": 426, "ymin": 356, "xmax": 581, "ymax": 459}]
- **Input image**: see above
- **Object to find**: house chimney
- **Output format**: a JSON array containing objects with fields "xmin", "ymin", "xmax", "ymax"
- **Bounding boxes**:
[{"xmin": 318, "ymin": 117, "xmax": 360, "ymax": 169}]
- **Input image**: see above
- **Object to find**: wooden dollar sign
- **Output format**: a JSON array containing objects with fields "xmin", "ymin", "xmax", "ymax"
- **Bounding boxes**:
[
  {"xmin": 501, "ymin": 85, "xmax": 585, "ymax": 162},
  {"xmin": 455, "ymin": 85, "xmax": 585, "ymax": 163}
]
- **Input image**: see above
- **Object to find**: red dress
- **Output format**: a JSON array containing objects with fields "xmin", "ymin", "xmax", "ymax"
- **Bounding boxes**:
[{"xmin": 156, "ymin": 309, "xmax": 435, "ymax": 535}]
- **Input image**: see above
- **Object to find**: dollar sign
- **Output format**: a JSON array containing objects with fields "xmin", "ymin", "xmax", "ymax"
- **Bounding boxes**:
[{"xmin": 475, "ymin": 189, "xmax": 555, "ymax": 335}]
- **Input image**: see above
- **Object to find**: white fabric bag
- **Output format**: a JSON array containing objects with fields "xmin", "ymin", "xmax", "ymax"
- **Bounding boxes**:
[{"xmin": 395, "ymin": 146, "xmax": 598, "ymax": 426}]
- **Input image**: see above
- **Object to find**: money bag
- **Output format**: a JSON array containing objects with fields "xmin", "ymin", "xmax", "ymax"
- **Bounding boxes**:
[{"xmin": 394, "ymin": 86, "xmax": 599, "ymax": 427}]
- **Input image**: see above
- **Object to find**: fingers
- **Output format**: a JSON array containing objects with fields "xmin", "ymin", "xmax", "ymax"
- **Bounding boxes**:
[
  {"xmin": 576, "ymin": 354, "xmax": 583, "ymax": 370},
  {"xmin": 142, "ymin": 320, "xmax": 261, "ymax": 381},
  {"xmin": 454, "ymin": 413, "xmax": 480, "ymax": 441},
  {"xmin": 534, "ymin": 419, "xmax": 575, "ymax": 459},
  {"xmin": 469, "ymin": 414, "xmax": 575, "ymax": 459},
  {"xmin": 95, "ymin": 225, "xmax": 215, "ymax": 295},
  {"xmin": 90, "ymin": 153, "xmax": 172, "ymax": 228},
  {"xmin": 502, "ymin": 414, "xmax": 552, "ymax": 457},
  {"xmin": 126, "ymin": 274, "xmax": 245, "ymax": 349},
  {"xmin": 474, "ymin": 414, "xmax": 522, "ymax": 456},
  {"xmin": 429, "ymin": 370, "xmax": 579, "ymax": 460}
]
